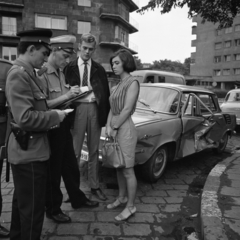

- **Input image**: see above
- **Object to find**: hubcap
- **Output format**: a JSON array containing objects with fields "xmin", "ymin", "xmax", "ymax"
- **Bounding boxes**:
[{"xmin": 153, "ymin": 149, "xmax": 166, "ymax": 177}]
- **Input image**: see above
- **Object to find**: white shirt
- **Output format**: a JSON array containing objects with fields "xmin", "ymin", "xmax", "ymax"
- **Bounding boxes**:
[
  {"xmin": 77, "ymin": 57, "xmax": 96, "ymax": 102},
  {"xmin": 78, "ymin": 57, "xmax": 91, "ymax": 87}
]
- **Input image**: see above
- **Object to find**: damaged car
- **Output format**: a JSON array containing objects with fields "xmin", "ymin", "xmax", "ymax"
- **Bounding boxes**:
[{"xmin": 81, "ymin": 83, "xmax": 236, "ymax": 183}]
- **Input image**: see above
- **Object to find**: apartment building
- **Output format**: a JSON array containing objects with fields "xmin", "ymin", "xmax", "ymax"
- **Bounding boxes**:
[
  {"xmin": 0, "ymin": 0, "xmax": 139, "ymax": 70},
  {"xmin": 191, "ymin": 15, "xmax": 240, "ymax": 90}
]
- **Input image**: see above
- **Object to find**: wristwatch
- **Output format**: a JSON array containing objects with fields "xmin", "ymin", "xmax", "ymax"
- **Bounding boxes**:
[{"xmin": 113, "ymin": 126, "xmax": 119, "ymax": 131}]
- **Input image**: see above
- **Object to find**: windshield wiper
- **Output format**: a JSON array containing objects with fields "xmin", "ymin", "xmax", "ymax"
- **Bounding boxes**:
[{"xmin": 137, "ymin": 99, "xmax": 157, "ymax": 114}]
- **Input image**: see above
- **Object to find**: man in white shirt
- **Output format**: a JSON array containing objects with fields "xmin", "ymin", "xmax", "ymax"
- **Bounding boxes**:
[{"xmin": 64, "ymin": 33, "xmax": 110, "ymax": 201}]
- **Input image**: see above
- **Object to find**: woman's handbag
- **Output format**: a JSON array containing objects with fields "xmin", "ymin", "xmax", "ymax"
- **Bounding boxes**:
[{"xmin": 102, "ymin": 137, "xmax": 126, "ymax": 168}]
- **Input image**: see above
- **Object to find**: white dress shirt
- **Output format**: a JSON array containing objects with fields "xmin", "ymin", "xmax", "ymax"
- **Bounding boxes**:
[{"xmin": 77, "ymin": 57, "xmax": 96, "ymax": 102}]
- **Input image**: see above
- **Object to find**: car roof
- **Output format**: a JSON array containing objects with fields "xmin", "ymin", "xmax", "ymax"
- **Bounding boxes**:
[
  {"xmin": 132, "ymin": 70, "xmax": 184, "ymax": 78},
  {"xmin": 140, "ymin": 83, "xmax": 215, "ymax": 94},
  {"xmin": 226, "ymin": 89, "xmax": 240, "ymax": 93}
]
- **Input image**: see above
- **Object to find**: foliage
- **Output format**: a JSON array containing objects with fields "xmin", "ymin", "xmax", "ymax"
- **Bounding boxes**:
[
  {"xmin": 150, "ymin": 58, "xmax": 190, "ymax": 75},
  {"xmin": 134, "ymin": 56, "xmax": 143, "ymax": 69},
  {"xmin": 211, "ymin": 88, "xmax": 228, "ymax": 99},
  {"xmin": 137, "ymin": 0, "xmax": 240, "ymax": 28}
]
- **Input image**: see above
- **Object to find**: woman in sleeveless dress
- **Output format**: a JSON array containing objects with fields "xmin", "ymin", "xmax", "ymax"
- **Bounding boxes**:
[{"xmin": 106, "ymin": 49, "xmax": 139, "ymax": 221}]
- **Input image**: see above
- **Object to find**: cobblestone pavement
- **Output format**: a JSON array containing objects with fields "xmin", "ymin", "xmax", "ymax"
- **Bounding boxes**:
[{"xmin": 0, "ymin": 132, "xmax": 239, "ymax": 240}]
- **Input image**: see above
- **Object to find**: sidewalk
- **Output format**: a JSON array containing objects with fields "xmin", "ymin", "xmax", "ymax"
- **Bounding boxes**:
[{"xmin": 201, "ymin": 151, "xmax": 240, "ymax": 240}]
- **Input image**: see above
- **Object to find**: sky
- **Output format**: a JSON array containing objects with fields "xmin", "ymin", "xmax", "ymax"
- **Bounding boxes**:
[{"xmin": 129, "ymin": 0, "xmax": 195, "ymax": 64}]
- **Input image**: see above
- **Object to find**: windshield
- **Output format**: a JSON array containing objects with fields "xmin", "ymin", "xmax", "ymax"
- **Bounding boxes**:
[
  {"xmin": 225, "ymin": 91, "xmax": 240, "ymax": 102},
  {"xmin": 136, "ymin": 86, "xmax": 180, "ymax": 113}
]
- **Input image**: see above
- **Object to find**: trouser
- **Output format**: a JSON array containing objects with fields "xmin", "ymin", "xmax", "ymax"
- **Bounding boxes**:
[
  {"xmin": 10, "ymin": 161, "xmax": 47, "ymax": 240},
  {"xmin": 45, "ymin": 119, "xmax": 88, "ymax": 214},
  {"xmin": 72, "ymin": 102, "xmax": 101, "ymax": 189}
]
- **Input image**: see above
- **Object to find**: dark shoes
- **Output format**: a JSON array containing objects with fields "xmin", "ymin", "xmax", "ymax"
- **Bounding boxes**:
[
  {"xmin": 0, "ymin": 225, "xmax": 9, "ymax": 238},
  {"xmin": 72, "ymin": 199, "xmax": 99, "ymax": 209},
  {"xmin": 91, "ymin": 188, "xmax": 107, "ymax": 201},
  {"xmin": 81, "ymin": 199, "xmax": 99, "ymax": 208},
  {"xmin": 46, "ymin": 212, "xmax": 71, "ymax": 223}
]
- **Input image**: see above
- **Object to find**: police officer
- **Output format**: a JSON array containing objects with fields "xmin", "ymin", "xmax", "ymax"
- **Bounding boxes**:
[
  {"xmin": 6, "ymin": 29, "xmax": 66, "ymax": 240},
  {"xmin": 38, "ymin": 35, "xmax": 99, "ymax": 223}
]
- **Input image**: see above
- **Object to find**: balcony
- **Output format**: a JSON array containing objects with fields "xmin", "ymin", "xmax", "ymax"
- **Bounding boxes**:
[
  {"xmin": 98, "ymin": 35, "xmax": 138, "ymax": 54},
  {"xmin": 123, "ymin": 0, "xmax": 139, "ymax": 12},
  {"xmin": 100, "ymin": 7, "xmax": 138, "ymax": 33},
  {"xmin": 192, "ymin": 26, "xmax": 197, "ymax": 35},
  {"xmin": 191, "ymin": 39, "xmax": 197, "ymax": 47},
  {"xmin": 0, "ymin": 0, "xmax": 24, "ymax": 7}
]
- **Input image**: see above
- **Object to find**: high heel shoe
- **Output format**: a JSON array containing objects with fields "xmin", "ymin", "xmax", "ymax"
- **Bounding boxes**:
[
  {"xmin": 115, "ymin": 206, "xmax": 136, "ymax": 221},
  {"xmin": 106, "ymin": 197, "xmax": 128, "ymax": 209}
]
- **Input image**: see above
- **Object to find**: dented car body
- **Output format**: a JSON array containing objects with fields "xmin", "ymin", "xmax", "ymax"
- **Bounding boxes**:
[{"xmin": 81, "ymin": 83, "xmax": 236, "ymax": 182}]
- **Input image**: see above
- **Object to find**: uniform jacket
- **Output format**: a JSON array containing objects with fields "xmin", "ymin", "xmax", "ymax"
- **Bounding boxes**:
[
  {"xmin": 6, "ymin": 59, "xmax": 60, "ymax": 164},
  {"xmin": 63, "ymin": 58, "xmax": 110, "ymax": 127}
]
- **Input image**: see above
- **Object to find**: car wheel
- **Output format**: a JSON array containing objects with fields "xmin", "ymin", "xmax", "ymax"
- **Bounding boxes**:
[
  {"xmin": 141, "ymin": 146, "xmax": 168, "ymax": 183},
  {"xmin": 213, "ymin": 132, "xmax": 228, "ymax": 154}
]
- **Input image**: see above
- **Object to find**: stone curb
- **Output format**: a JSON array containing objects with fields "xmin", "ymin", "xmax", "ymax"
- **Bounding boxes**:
[{"xmin": 201, "ymin": 153, "xmax": 240, "ymax": 240}]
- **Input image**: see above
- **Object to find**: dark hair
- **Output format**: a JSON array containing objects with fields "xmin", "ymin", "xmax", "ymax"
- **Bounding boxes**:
[
  {"xmin": 17, "ymin": 42, "xmax": 47, "ymax": 55},
  {"xmin": 110, "ymin": 49, "xmax": 136, "ymax": 73}
]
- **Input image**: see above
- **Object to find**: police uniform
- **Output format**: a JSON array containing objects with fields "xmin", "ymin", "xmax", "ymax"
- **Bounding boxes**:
[
  {"xmin": 38, "ymin": 35, "xmax": 98, "ymax": 223},
  {"xmin": 6, "ymin": 29, "xmax": 61, "ymax": 240}
]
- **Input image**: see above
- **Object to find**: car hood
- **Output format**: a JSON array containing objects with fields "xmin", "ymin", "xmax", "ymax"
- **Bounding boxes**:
[
  {"xmin": 221, "ymin": 102, "xmax": 240, "ymax": 111},
  {"xmin": 100, "ymin": 110, "xmax": 177, "ymax": 138},
  {"xmin": 132, "ymin": 110, "xmax": 176, "ymax": 127}
]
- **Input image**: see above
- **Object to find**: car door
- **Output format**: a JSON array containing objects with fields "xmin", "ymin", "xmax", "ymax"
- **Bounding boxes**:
[{"xmin": 177, "ymin": 92, "xmax": 224, "ymax": 158}]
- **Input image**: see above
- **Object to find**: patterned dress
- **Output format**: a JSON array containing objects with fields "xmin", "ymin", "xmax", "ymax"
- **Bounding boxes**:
[{"xmin": 109, "ymin": 76, "xmax": 139, "ymax": 168}]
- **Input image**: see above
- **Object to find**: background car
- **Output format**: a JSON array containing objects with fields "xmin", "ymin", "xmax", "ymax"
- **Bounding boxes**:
[
  {"xmin": 220, "ymin": 89, "xmax": 240, "ymax": 127},
  {"xmin": 131, "ymin": 70, "xmax": 186, "ymax": 85},
  {"xmin": 81, "ymin": 84, "xmax": 236, "ymax": 182}
]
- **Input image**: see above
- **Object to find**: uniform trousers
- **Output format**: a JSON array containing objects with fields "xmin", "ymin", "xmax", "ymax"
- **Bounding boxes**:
[
  {"xmin": 10, "ymin": 161, "xmax": 47, "ymax": 240},
  {"xmin": 45, "ymin": 118, "xmax": 87, "ymax": 214},
  {"xmin": 0, "ymin": 159, "xmax": 3, "ymax": 215},
  {"xmin": 72, "ymin": 102, "xmax": 101, "ymax": 189}
]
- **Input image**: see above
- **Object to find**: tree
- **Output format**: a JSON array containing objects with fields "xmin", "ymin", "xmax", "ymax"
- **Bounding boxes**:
[
  {"xmin": 134, "ymin": 56, "xmax": 143, "ymax": 69},
  {"xmin": 137, "ymin": 0, "xmax": 240, "ymax": 28},
  {"xmin": 150, "ymin": 58, "xmax": 190, "ymax": 75}
]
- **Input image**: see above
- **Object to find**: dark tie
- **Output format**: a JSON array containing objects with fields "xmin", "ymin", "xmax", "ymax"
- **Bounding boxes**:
[{"xmin": 82, "ymin": 62, "xmax": 88, "ymax": 87}]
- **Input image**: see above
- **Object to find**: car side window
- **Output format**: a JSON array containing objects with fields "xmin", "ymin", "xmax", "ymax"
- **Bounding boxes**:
[
  {"xmin": 198, "ymin": 94, "xmax": 217, "ymax": 114},
  {"xmin": 158, "ymin": 76, "xmax": 165, "ymax": 83},
  {"xmin": 183, "ymin": 94, "xmax": 192, "ymax": 115},
  {"xmin": 146, "ymin": 76, "xmax": 154, "ymax": 83}
]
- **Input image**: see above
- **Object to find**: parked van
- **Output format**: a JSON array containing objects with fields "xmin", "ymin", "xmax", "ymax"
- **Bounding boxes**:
[{"xmin": 131, "ymin": 70, "xmax": 186, "ymax": 85}]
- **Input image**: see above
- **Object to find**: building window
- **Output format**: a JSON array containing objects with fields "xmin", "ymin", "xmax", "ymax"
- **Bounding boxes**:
[
  {"xmin": 216, "ymin": 29, "xmax": 222, "ymax": 36},
  {"xmin": 191, "ymin": 58, "xmax": 195, "ymax": 64},
  {"xmin": 224, "ymin": 55, "xmax": 231, "ymax": 62},
  {"xmin": 234, "ymin": 54, "xmax": 240, "ymax": 60},
  {"xmin": 77, "ymin": 0, "xmax": 91, "ymax": 7},
  {"xmin": 214, "ymin": 70, "xmax": 221, "ymax": 76},
  {"xmin": 215, "ymin": 42, "xmax": 222, "ymax": 49},
  {"xmin": 115, "ymin": 25, "xmax": 128, "ymax": 46},
  {"xmin": 225, "ymin": 41, "xmax": 231, "ymax": 48},
  {"xmin": 2, "ymin": 17, "xmax": 17, "ymax": 35},
  {"xmin": 223, "ymin": 69, "xmax": 231, "ymax": 76},
  {"xmin": 234, "ymin": 68, "xmax": 240, "ymax": 75},
  {"xmin": 235, "ymin": 39, "xmax": 240, "ymax": 46},
  {"xmin": 35, "ymin": 14, "xmax": 67, "ymax": 30},
  {"xmin": 77, "ymin": 21, "xmax": 91, "ymax": 34},
  {"xmin": 235, "ymin": 24, "xmax": 240, "ymax": 32},
  {"xmin": 225, "ymin": 27, "xmax": 233, "ymax": 33},
  {"xmin": 2, "ymin": 46, "xmax": 17, "ymax": 62},
  {"xmin": 214, "ymin": 56, "xmax": 221, "ymax": 63}
]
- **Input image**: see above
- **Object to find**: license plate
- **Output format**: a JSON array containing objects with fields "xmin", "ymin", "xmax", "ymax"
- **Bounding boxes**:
[{"xmin": 80, "ymin": 150, "xmax": 89, "ymax": 161}]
